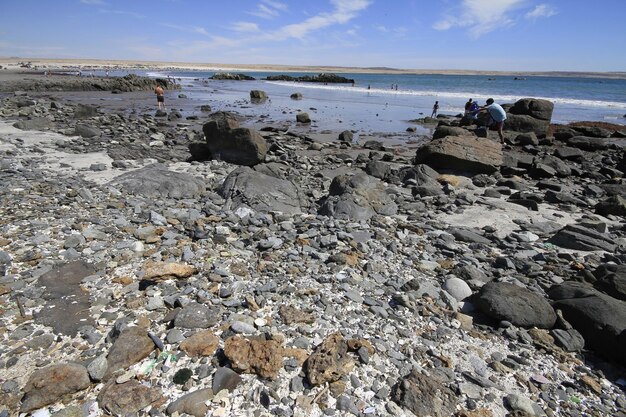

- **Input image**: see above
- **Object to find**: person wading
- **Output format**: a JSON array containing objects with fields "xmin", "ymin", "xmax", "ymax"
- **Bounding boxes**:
[{"xmin": 155, "ymin": 84, "xmax": 166, "ymax": 110}]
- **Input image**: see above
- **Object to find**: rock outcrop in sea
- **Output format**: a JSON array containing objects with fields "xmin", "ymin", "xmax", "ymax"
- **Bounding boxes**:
[{"xmin": 265, "ymin": 73, "xmax": 356, "ymax": 84}]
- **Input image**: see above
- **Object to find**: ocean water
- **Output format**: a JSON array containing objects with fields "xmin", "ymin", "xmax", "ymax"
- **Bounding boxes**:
[{"xmin": 146, "ymin": 70, "xmax": 626, "ymax": 134}]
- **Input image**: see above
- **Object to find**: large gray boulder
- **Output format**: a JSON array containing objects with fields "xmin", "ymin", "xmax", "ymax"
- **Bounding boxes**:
[
  {"xmin": 503, "ymin": 98, "xmax": 554, "ymax": 136},
  {"xmin": 548, "ymin": 224, "xmax": 616, "ymax": 252},
  {"xmin": 319, "ymin": 173, "xmax": 398, "ymax": 220},
  {"xmin": 566, "ymin": 136, "xmax": 608, "ymax": 151},
  {"xmin": 13, "ymin": 117, "xmax": 51, "ymax": 131},
  {"xmin": 504, "ymin": 114, "xmax": 550, "ymax": 135},
  {"xmin": 595, "ymin": 195, "xmax": 626, "ymax": 217},
  {"xmin": 508, "ymin": 98, "xmax": 554, "ymax": 121},
  {"xmin": 432, "ymin": 125, "xmax": 470, "ymax": 140},
  {"xmin": 219, "ymin": 166, "xmax": 305, "ymax": 214},
  {"xmin": 250, "ymin": 90, "xmax": 268, "ymax": 101},
  {"xmin": 202, "ymin": 112, "xmax": 268, "ymax": 166},
  {"xmin": 474, "ymin": 282, "xmax": 556, "ymax": 329},
  {"xmin": 414, "ymin": 135, "xmax": 503, "ymax": 174},
  {"xmin": 110, "ymin": 164, "xmax": 205, "ymax": 199},
  {"xmin": 400, "ymin": 164, "xmax": 440, "ymax": 187},
  {"xmin": 549, "ymin": 281, "xmax": 626, "ymax": 364},
  {"xmin": 74, "ymin": 124, "xmax": 101, "ymax": 138},
  {"xmin": 593, "ymin": 264, "xmax": 626, "ymax": 301}
]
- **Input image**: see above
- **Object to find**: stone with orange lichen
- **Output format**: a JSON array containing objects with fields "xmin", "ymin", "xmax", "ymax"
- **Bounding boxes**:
[
  {"xmin": 142, "ymin": 261, "xmax": 196, "ymax": 281},
  {"xmin": 224, "ymin": 336, "xmax": 284, "ymax": 379},
  {"xmin": 180, "ymin": 331, "xmax": 220, "ymax": 357}
]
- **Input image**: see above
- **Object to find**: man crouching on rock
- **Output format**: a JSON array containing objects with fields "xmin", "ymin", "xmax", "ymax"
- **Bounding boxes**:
[
  {"xmin": 479, "ymin": 98, "xmax": 506, "ymax": 143},
  {"xmin": 155, "ymin": 84, "xmax": 165, "ymax": 110}
]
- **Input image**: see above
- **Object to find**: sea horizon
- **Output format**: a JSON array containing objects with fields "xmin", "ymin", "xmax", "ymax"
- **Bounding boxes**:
[{"xmin": 2, "ymin": 57, "xmax": 626, "ymax": 80}]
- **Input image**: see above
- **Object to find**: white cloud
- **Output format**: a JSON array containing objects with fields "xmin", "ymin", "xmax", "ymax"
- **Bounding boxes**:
[
  {"xmin": 161, "ymin": 23, "xmax": 209, "ymax": 36},
  {"xmin": 248, "ymin": 0, "xmax": 288, "ymax": 19},
  {"xmin": 262, "ymin": 0, "xmax": 288, "ymax": 12},
  {"xmin": 232, "ymin": 22, "xmax": 261, "ymax": 33},
  {"xmin": 268, "ymin": 0, "xmax": 371, "ymax": 40},
  {"xmin": 98, "ymin": 9, "xmax": 144, "ymax": 19},
  {"xmin": 525, "ymin": 4, "xmax": 557, "ymax": 19},
  {"xmin": 80, "ymin": 0, "xmax": 105, "ymax": 5},
  {"xmin": 433, "ymin": 0, "xmax": 527, "ymax": 38}
]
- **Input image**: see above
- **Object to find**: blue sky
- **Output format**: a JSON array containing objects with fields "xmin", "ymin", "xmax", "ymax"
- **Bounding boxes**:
[{"xmin": 0, "ymin": 0, "xmax": 624, "ymax": 71}]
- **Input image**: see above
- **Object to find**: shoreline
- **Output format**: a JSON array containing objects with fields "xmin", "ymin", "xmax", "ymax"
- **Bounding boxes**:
[{"xmin": 2, "ymin": 57, "xmax": 626, "ymax": 79}]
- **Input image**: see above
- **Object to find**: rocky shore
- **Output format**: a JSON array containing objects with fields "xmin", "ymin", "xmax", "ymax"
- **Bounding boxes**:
[{"xmin": 0, "ymin": 75, "xmax": 625, "ymax": 417}]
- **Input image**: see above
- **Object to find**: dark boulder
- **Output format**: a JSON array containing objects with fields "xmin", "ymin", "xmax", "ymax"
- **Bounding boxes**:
[
  {"xmin": 554, "ymin": 146, "xmax": 584, "ymax": 161},
  {"xmin": 566, "ymin": 136, "xmax": 608, "ymax": 151},
  {"xmin": 365, "ymin": 160, "xmax": 392, "ymax": 180},
  {"xmin": 474, "ymin": 282, "xmax": 556, "ymax": 328},
  {"xmin": 400, "ymin": 164, "xmax": 440, "ymax": 187},
  {"xmin": 572, "ymin": 125, "xmax": 612, "ymax": 138},
  {"xmin": 593, "ymin": 264, "xmax": 626, "ymax": 301},
  {"xmin": 290, "ymin": 92, "xmax": 303, "ymax": 100},
  {"xmin": 508, "ymin": 98, "xmax": 554, "ymax": 121},
  {"xmin": 504, "ymin": 114, "xmax": 550, "ymax": 135},
  {"xmin": 250, "ymin": 90, "xmax": 268, "ymax": 101},
  {"xmin": 414, "ymin": 135, "xmax": 503, "ymax": 174},
  {"xmin": 338, "ymin": 130, "xmax": 354, "ymax": 142},
  {"xmin": 595, "ymin": 195, "xmax": 626, "ymax": 217},
  {"xmin": 432, "ymin": 125, "xmax": 470, "ymax": 140},
  {"xmin": 202, "ymin": 112, "xmax": 268, "ymax": 166},
  {"xmin": 74, "ymin": 124, "xmax": 101, "ymax": 138},
  {"xmin": 265, "ymin": 73, "xmax": 355, "ymax": 84},
  {"xmin": 296, "ymin": 112, "xmax": 311, "ymax": 123},
  {"xmin": 210, "ymin": 73, "xmax": 255, "ymax": 80},
  {"xmin": 549, "ymin": 281, "xmax": 626, "ymax": 364}
]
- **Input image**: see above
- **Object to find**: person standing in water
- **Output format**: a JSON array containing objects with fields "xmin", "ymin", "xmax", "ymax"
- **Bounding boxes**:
[
  {"xmin": 155, "ymin": 84, "xmax": 165, "ymax": 110},
  {"xmin": 431, "ymin": 101, "xmax": 439, "ymax": 118}
]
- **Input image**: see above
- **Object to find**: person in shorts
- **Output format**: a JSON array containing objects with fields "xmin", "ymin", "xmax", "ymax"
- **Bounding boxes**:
[{"xmin": 155, "ymin": 84, "xmax": 165, "ymax": 110}]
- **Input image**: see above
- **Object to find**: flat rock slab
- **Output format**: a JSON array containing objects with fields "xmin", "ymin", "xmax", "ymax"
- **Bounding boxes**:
[
  {"xmin": 105, "ymin": 326, "xmax": 155, "ymax": 378},
  {"xmin": 34, "ymin": 261, "xmax": 96, "ymax": 336},
  {"xmin": 391, "ymin": 370, "xmax": 458, "ymax": 417},
  {"xmin": 110, "ymin": 164, "xmax": 206, "ymax": 199},
  {"xmin": 21, "ymin": 363, "xmax": 90, "ymax": 413},
  {"xmin": 414, "ymin": 135, "xmax": 503, "ymax": 174},
  {"xmin": 219, "ymin": 166, "xmax": 304, "ymax": 214},
  {"xmin": 98, "ymin": 380, "xmax": 163, "ymax": 415},
  {"xmin": 548, "ymin": 224, "xmax": 616, "ymax": 252},
  {"xmin": 166, "ymin": 388, "xmax": 213, "ymax": 417}
]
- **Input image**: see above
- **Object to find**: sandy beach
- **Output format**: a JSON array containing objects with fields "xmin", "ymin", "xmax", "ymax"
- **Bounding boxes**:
[
  {"xmin": 3, "ymin": 57, "xmax": 626, "ymax": 79},
  {"xmin": 0, "ymin": 68, "xmax": 625, "ymax": 417}
]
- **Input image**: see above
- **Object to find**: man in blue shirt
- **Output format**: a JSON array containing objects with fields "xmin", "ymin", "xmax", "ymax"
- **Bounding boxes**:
[{"xmin": 480, "ymin": 98, "xmax": 507, "ymax": 143}]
